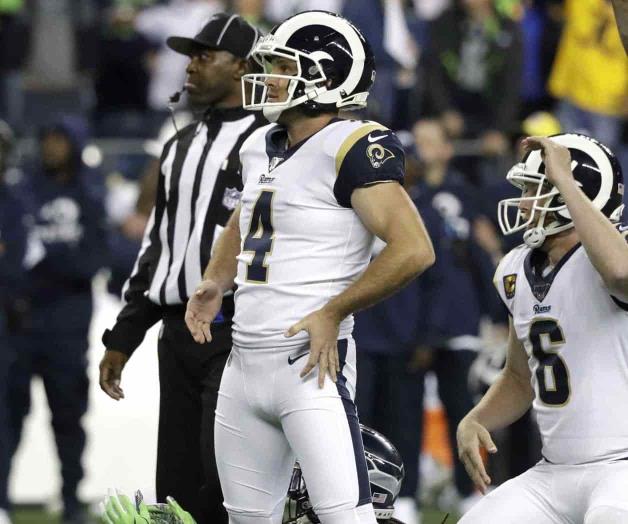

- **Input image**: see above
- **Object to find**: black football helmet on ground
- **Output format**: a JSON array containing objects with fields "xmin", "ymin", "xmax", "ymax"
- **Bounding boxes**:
[{"xmin": 284, "ymin": 424, "xmax": 405, "ymax": 523}]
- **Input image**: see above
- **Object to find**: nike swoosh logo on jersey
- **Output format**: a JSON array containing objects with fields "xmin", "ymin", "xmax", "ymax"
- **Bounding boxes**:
[
  {"xmin": 367, "ymin": 133, "xmax": 388, "ymax": 143},
  {"xmin": 288, "ymin": 351, "xmax": 309, "ymax": 365}
]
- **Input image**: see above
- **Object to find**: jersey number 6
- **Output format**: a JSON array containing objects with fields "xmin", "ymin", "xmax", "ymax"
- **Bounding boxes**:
[
  {"xmin": 243, "ymin": 190, "xmax": 275, "ymax": 283},
  {"xmin": 530, "ymin": 318, "xmax": 571, "ymax": 406}
]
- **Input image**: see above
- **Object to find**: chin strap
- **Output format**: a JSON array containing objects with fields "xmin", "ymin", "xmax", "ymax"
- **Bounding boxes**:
[
  {"xmin": 262, "ymin": 83, "xmax": 329, "ymax": 122},
  {"xmin": 523, "ymin": 227, "xmax": 547, "ymax": 248},
  {"xmin": 524, "ymin": 205, "xmax": 550, "ymax": 248},
  {"xmin": 524, "ymin": 217, "xmax": 576, "ymax": 248},
  {"xmin": 262, "ymin": 104, "xmax": 283, "ymax": 123}
]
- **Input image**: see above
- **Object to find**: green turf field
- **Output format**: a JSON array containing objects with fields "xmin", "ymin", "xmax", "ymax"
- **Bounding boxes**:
[{"xmin": 11, "ymin": 507, "xmax": 460, "ymax": 523}]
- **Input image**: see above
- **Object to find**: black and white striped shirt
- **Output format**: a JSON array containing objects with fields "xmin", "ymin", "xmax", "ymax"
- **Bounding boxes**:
[{"xmin": 103, "ymin": 106, "xmax": 265, "ymax": 356}]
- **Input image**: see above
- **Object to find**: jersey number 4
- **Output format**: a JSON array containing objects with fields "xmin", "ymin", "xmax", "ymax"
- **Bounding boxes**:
[
  {"xmin": 243, "ymin": 190, "xmax": 275, "ymax": 283},
  {"xmin": 530, "ymin": 319, "xmax": 571, "ymax": 406}
]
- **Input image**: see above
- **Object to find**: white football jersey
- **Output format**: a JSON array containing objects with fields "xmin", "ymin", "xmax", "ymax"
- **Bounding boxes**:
[
  {"xmin": 232, "ymin": 118, "xmax": 405, "ymax": 349},
  {"xmin": 494, "ymin": 238, "xmax": 628, "ymax": 464}
]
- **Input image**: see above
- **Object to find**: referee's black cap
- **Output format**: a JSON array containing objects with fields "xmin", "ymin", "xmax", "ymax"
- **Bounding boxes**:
[{"xmin": 167, "ymin": 13, "xmax": 259, "ymax": 59}]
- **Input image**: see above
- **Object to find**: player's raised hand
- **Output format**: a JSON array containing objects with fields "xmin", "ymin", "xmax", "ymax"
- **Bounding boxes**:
[
  {"xmin": 185, "ymin": 279, "xmax": 223, "ymax": 344},
  {"xmin": 456, "ymin": 418, "xmax": 497, "ymax": 494},
  {"xmin": 285, "ymin": 308, "xmax": 342, "ymax": 388},
  {"xmin": 522, "ymin": 136, "xmax": 574, "ymax": 189},
  {"xmin": 99, "ymin": 350, "xmax": 129, "ymax": 401}
]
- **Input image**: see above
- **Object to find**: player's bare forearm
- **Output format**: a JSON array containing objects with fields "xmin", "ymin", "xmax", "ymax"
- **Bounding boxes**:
[
  {"xmin": 322, "ymin": 240, "xmax": 431, "ymax": 323},
  {"xmin": 612, "ymin": 0, "xmax": 628, "ymax": 54},
  {"xmin": 463, "ymin": 320, "xmax": 534, "ymax": 432},
  {"xmin": 523, "ymin": 136, "xmax": 628, "ymax": 299},
  {"xmin": 202, "ymin": 205, "xmax": 241, "ymax": 293},
  {"xmin": 466, "ymin": 368, "xmax": 534, "ymax": 432},
  {"xmin": 556, "ymin": 178, "xmax": 628, "ymax": 299},
  {"xmin": 322, "ymin": 183, "xmax": 435, "ymax": 322}
]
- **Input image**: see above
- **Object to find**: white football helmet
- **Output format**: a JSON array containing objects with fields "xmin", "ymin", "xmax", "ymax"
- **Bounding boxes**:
[
  {"xmin": 498, "ymin": 133, "xmax": 624, "ymax": 248},
  {"xmin": 241, "ymin": 10, "xmax": 376, "ymax": 122}
]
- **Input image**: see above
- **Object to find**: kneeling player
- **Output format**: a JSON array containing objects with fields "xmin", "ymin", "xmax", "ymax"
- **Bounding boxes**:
[{"xmin": 457, "ymin": 134, "xmax": 628, "ymax": 524}]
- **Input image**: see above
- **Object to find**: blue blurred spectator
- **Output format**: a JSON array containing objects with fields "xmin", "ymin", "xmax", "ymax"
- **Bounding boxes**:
[
  {"xmin": 4, "ymin": 116, "xmax": 108, "ymax": 524},
  {"xmin": 408, "ymin": 118, "xmax": 498, "ymax": 516},
  {"xmin": 93, "ymin": 5, "xmax": 159, "ymax": 137},
  {"xmin": 412, "ymin": 119, "xmax": 499, "ymax": 344},
  {"xmin": 343, "ymin": 0, "xmax": 420, "ymax": 127},
  {"xmin": 518, "ymin": 0, "xmax": 562, "ymax": 117},
  {"xmin": 354, "ymin": 201, "xmax": 444, "ymax": 524}
]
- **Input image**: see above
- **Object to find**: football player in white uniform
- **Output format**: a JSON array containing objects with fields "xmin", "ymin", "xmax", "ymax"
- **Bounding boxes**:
[
  {"xmin": 184, "ymin": 10, "xmax": 435, "ymax": 524},
  {"xmin": 457, "ymin": 133, "xmax": 628, "ymax": 524}
]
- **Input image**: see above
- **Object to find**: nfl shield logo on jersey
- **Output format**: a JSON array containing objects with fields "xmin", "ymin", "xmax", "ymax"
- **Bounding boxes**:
[
  {"xmin": 222, "ymin": 187, "xmax": 241, "ymax": 210},
  {"xmin": 503, "ymin": 274, "xmax": 517, "ymax": 299}
]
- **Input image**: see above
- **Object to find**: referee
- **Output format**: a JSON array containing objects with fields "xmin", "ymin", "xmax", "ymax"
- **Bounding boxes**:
[{"xmin": 98, "ymin": 14, "xmax": 264, "ymax": 524}]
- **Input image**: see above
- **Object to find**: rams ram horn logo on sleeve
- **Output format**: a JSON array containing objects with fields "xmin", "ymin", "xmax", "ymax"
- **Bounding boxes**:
[
  {"xmin": 366, "ymin": 143, "xmax": 395, "ymax": 169},
  {"xmin": 503, "ymin": 274, "xmax": 517, "ymax": 299}
]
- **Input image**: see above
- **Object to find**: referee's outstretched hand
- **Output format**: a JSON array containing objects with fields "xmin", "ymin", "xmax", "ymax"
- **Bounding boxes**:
[{"xmin": 186, "ymin": 279, "xmax": 223, "ymax": 344}]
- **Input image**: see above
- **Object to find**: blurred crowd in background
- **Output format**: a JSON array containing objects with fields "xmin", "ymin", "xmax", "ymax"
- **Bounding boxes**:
[{"xmin": 0, "ymin": 0, "xmax": 627, "ymax": 522}]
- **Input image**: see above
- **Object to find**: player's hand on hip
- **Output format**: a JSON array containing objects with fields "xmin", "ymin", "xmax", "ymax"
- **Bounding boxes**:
[
  {"xmin": 285, "ymin": 308, "xmax": 341, "ymax": 388},
  {"xmin": 99, "ymin": 350, "xmax": 129, "ymax": 401},
  {"xmin": 522, "ymin": 136, "xmax": 573, "ymax": 189},
  {"xmin": 185, "ymin": 279, "xmax": 223, "ymax": 344},
  {"xmin": 456, "ymin": 418, "xmax": 497, "ymax": 494}
]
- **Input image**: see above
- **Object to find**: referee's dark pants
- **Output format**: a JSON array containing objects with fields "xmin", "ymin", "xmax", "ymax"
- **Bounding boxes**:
[{"xmin": 157, "ymin": 307, "xmax": 231, "ymax": 524}]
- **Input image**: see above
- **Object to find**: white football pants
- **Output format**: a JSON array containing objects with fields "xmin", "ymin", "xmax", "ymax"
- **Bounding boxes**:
[
  {"xmin": 459, "ymin": 459, "xmax": 628, "ymax": 523},
  {"xmin": 214, "ymin": 338, "xmax": 377, "ymax": 524}
]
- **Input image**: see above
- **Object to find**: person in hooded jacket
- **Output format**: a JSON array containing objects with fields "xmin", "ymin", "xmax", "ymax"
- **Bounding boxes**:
[{"xmin": 4, "ymin": 116, "xmax": 107, "ymax": 524}]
